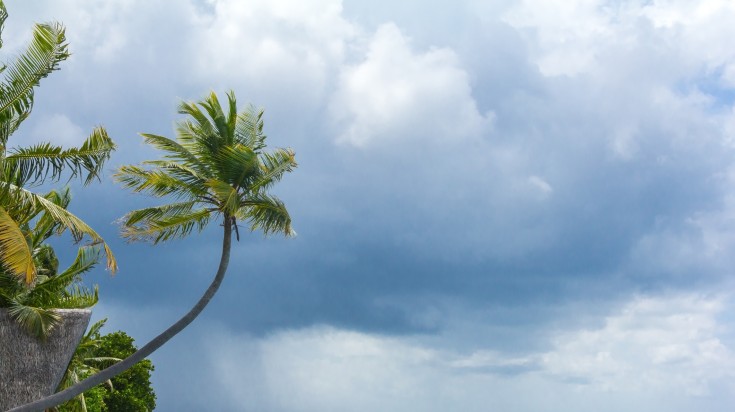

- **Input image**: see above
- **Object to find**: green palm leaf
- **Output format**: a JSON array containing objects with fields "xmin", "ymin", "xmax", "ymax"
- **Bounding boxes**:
[
  {"xmin": 0, "ymin": 205, "xmax": 35, "ymax": 283},
  {"xmin": 116, "ymin": 164, "xmax": 204, "ymax": 199},
  {"xmin": 7, "ymin": 301, "xmax": 60, "ymax": 340},
  {"xmin": 238, "ymin": 193, "xmax": 294, "ymax": 236},
  {"xmin": 0, "ymin": 21, "xmax": 69, "ymax": 145},
  {"xmin": 27, "ymin": 188, "xmax": 71, "ymax": 246},
  {"xmin": 120, "ymin": 202, "xmax": 211, "ymax": 243},
  {"xmin": 212, "ymin": 144, "xmax": 258, "ymax": 188},
  {"xmin": 4, "ymin": 127, "xmax": 115, "ymax": 187},
  {"xmin": 140, "ymin": 133, "xmax": 206, "ymax": 173},
  {"xmin": 235, "ymin": 104, "xmax": 266, "ymax": 150},
  {"xmin": 7, "ymin": 184, "xmax": 117, "ymax": 272},
  {"xmin": 252, "ymin": 148, "xmax": 297, "ymax": 191},
  {"xmin": 25, "ymin": 245, "xmax": 100, "ymax": 306}
]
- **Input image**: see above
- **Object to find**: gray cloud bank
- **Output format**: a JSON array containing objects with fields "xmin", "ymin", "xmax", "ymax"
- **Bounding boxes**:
[{"xmin": 6, "ymin": 0, "xmax": 735, "ymax": 410}]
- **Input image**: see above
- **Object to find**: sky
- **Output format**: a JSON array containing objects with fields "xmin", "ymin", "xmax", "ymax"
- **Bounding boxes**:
[{"xmin": 5, "ymin": 0, "xmax": 735, "ymax": 410}]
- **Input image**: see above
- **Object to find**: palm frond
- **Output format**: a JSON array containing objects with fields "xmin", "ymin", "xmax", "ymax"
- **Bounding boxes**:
[
  {"xmin": 252, "ymin": 148, "xmax": 297, "ymax": 191},
  {"xmin": 7, "ymin": 184, "xmax": 117, "ymax": 272},
  {"xmin": 198, "ymin": 91, "xmax": 232, "ymax": 145},
  {"xmin": 0, "ymin": 21, "xmax": 69, "ymax": 146},
  {"xmin": 26, "ymin": 245, "xmax": 100, "ymax": 305},
  {"xmin": 115, "ymin": 164, "xmax": 204, "ymax": 199},
  {"xmin": 7, "ymin": 300, "xmax": 60, "ymax": 339},
  {"xmin": 50, "ymin": 284, "xmax": 98, "ymax": 309},
  {"xmin": 206, "ymin": 178, "xmax": 241, "ymax": 215},
  {"xmin": 140, "ymin": 133, "xmax": 205, "ymax": 172},
  {"xmin": 120, "ymin": 202, "xmax": 211, "ymax": 243},
  {"xmin": 4, "ymin": 127, "xmax": 115, "ymax": 187},
  {"xmin": 235, "ymin": 104, "xmax": 266, "ymax": 150},
  {"xmin": 226, "ymin": 91, "xmax": 238, "ymax": 143},
  {"xmin": 120, "ymin": 200, "xmax": 199, "ymax": 226},
  {"xmin": 176, "ymin": 100, "xmax": 214, "ymax": 144},
  {"xmin": 27, "ymin": 187, "xmax": 71, "ymax": 246},
  {"xmin": 211, "ymin": 143, "xmax": 258, "ymax": 188},
  {"xmin": 82, "ymin": 318, "xmax": 106, "ymax": 341},
  {"xmin": 0, "ymin": 205, "xmax": 35, "ymax": 283},
  {"xmin": 238, "ymin": 193, "xmax": 294, "ymax": 236},
  {"xmin": 0, "ymin": 1, "xmax": 7, "ymax": 51}
]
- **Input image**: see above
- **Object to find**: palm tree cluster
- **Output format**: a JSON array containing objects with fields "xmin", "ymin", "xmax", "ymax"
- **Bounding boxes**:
[
  {"xmin": 0, "ymin": 2, "xmax": 298, "ymax": 410},
  {"xmin": 15, "ymin": 91, "xmax": 297, "ymax": 411},
  {"xmin": 0, "ymin": 188, "xmax": 103, "ymax": 339},
  {"xmin": 0, "ymin": 0, "xmax": 116, "ymax": 338}
]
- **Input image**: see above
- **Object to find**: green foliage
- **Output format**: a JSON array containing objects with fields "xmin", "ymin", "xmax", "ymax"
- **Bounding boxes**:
[
  {"xmin": 115, "ymin": 91, "xmax": 297, "ymax": 244},
  {"xmin": 56, "ymin": 323, "xmax": 156, "ymax": 412},
  {"xmin": 0, "ymin": 0, "xmax": 117, "ymax": 286},
  {"xmin": 0, "ymin": 188, "xmax": 102, "ymax": 339},
  {"xmin": 54, "ymin": 319, "xmax": 119, "ymax": 412}
]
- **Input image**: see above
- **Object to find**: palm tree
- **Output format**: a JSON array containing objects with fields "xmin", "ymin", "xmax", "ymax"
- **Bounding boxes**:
[
  {"xmin": 0, "ymin": 0, "xmax": 117, "ymax": 285},
  {"xmin": 0, "ymin": 188, "xmax": 103, "ymax": 340},
  {"xmin": 12, "ymin": 90, "xmax": 297, "ymax": 411}
]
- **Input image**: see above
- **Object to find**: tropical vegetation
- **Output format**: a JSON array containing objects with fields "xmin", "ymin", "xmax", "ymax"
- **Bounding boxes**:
[
  {"xmin": 55, "ymin": 319, "xmax": 156, "ymax": 412},
  {"xmin": 0, "ymin": 188, "xmax": 102, "ymax": 339},
  {"xmin": 0, "ymin": 0, "xmax": 115, "ymax": 338},
  {"xmin": 16, "ymin": 91, "xmax": 297, "ymax": 411}
]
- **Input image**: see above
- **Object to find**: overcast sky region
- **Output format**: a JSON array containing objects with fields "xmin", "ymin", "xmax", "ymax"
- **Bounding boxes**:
[{"xmin": 6, "ymin": 0, "xmax": 735, "ymax": 410}]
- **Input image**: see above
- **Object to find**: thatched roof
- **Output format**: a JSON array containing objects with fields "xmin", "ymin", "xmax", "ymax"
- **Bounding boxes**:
[{"xmin": 0, "ymin": 308, "xmax": 91, "ymax": 411}]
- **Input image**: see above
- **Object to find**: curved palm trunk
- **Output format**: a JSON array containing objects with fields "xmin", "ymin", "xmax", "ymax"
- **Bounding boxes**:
[{"xmin": 9, "ymin": 222, "xmax": 232, "ymax": 412}]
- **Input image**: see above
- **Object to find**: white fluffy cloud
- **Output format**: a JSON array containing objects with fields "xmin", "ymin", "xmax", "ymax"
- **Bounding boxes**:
[
  {"xmin": 330, "ymin": 23, "xmax": 493, "ymax": 147},
  {"xmin": 191, "ymin": 0, "xmax": 355, "ymax": 108},
  {"xmin": 542, "ymin": 294, "xmax": 735, "ymax": 395},
  {"xmin": 504, "ymin": 0, "xmax": 735, "ymax": 86}
]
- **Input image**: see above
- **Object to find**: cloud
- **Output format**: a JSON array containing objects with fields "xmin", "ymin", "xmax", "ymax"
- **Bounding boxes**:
[
  {"xmin": 191, "ymin": 0, "xmax": 356, "ymax": 112},
  {"xmin": 542, "ymin": 294, "xmax": 735, "ymax": 396},
  {"xmin": 24, "ymin": 114, "xmax": 86, "ymax": 146},
  {"xmin": 330, "ymin": 23, "xmax": 493, "ymax": 147},
  {"xmin": 154, "ymin": 293, "xmax": 735, "ymax": 411},
  {"xmin": 527, "ymin": 175, "xmax": 553, "ymax": 197},
  {"xmin": 502, "ymin": 0, "xmax": 619, "ymax": 76},
  {"xmin": 7, "ymin": 1, "xmax": 735, "ymax": 409},
  {"xmin": 503, "ymin": 0, "xmax": 735, "ymax": 89}
]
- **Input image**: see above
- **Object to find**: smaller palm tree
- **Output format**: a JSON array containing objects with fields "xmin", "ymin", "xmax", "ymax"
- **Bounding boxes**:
[{"xmin": 13, "ymin": 90, "xmax": 297, "ymax": 411}]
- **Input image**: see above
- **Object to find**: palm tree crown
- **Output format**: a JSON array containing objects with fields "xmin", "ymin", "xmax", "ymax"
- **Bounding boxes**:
[{"xmin": 116, "ymin": 90, "xmax": 296, "ymax": 242}]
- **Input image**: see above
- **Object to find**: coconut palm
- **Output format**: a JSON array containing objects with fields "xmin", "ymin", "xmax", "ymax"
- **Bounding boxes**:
[
  {"xmin": 0, "ymin": 0, "xmax": 117, "ymax": 285},
  {"xmin": 0, "ymin": 188, "xmax": 103, "ymax": 340},
  {"xmin": 13, "ymin": 90, "xmax": 297, "ymax": 411}
]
